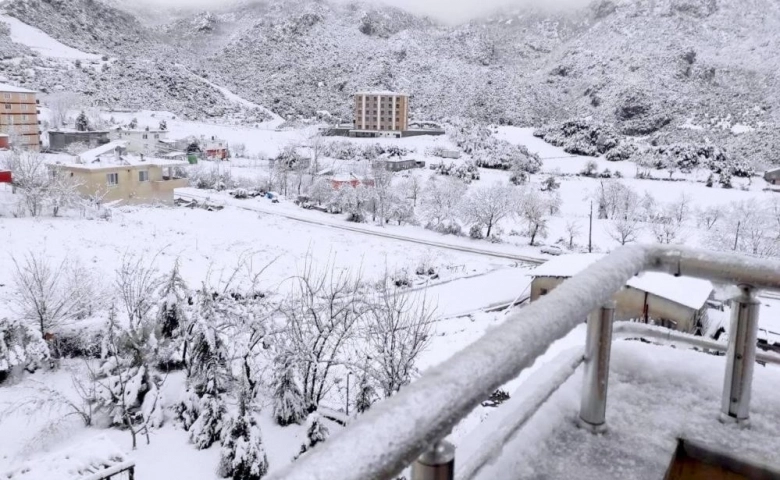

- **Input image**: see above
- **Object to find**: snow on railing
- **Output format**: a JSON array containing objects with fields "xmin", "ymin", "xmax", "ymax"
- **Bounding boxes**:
[{"xmin": 268, "ymin": 245, "xmax": 780, "ymax": 480}]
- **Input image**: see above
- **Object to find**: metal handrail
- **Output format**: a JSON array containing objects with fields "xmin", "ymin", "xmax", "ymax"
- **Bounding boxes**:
[{"xmin": 268, "ymin": 245, "xmax": 780, "ymax": 480}]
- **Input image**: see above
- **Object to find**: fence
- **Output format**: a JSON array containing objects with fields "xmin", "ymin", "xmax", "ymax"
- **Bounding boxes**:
[
  {"xmin": 267, "ymin": 244, "xmax": 780, "ymax": 480},
  {"xmin": 83, "ymin": 461, "xmax": 135, "ymax": 480}
]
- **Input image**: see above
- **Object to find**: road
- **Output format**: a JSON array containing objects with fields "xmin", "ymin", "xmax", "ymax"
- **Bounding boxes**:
[{"xmin": 176, "ymin": 189, "xmax": 547, "ymax": 267}]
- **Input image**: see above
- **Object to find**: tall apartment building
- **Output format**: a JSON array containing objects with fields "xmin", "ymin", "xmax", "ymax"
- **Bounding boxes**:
[
  {"xmin": 353, "ymin": 91, "xmax": 408, "ymax": 137},
  {"xmin": 0, "ymin": 83, "xmax": 41, "ymax": 151}
]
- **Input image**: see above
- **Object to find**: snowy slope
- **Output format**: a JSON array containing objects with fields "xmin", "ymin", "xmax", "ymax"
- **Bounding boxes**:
[{"xmin": 0, "ymin": 12, "xmax": 100, "ymax": 60}]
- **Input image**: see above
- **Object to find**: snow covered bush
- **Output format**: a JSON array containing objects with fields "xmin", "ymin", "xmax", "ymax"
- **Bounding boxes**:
[
  {"xmin": 271, "ymin": 355, "xmax": 307, "ymax": 427},
  {"xmin": 156, "ymin": 262, "xmax": 191, "ymax": 370},
  {"xmin": 217, "ymin": 411, "xmax": 269, "ymax": 480},
  {"xmin": 419, "ymin": 176, "xmax": 467, "ymax": 232},
  {"xmin": 461, "ymin": 183, "xmax": 519, "ymax": 238},
  {"xmin": 295, "ymin": 414, "xmax": 330, "ymax": 459},
  {"xmin": 534, "ymin": 120, "xmax": 621, "ymax": 157},
  {"xmin": 0, "ymin": 317, "xmax": 49, "ymax": 383}
]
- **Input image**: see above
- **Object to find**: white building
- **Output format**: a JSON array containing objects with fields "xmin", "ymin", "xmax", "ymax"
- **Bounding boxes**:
[{"xmin": 111, "ymin": 129, "xmax": 168, "ymax": 155}]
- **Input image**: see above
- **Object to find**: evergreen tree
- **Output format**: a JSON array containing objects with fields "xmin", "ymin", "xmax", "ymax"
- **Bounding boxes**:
[
  {"xmin": 75, "ymin": 111, "xmax": 89, "ymax": 132},
  {"xmin": 354, "ymin": 372, "xmax": 377, "ymax": 414},
  {"xmin": 271, "ymin": 355, "xmax": 306, "ymax": 426},
  {"xmin": 158, "ymin": 261, "xmax": 189, "ymax": 339},
  {"xmin": 719, "ymin": 171, "xmax": 733, "ymax": 189},
  {"xmin": 217, "ymin": 397, "xmax": 269, "ymax": 480},
  {"xmin": 159, "ymin": 120, "xmax": 168, "ymax": 131},
  {"xmin": 296, "ymin": 414, "xmax": 330, "ymax": 458},
  {"xmin": 129, "ymin": 118, "xmax": 138, "ymax": 129}
]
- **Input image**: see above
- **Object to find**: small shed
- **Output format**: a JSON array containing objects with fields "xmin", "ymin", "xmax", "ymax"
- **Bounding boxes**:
[
  {"xmin": 530, "ymin": 254, "xmax": 714, "ymax": 334},
  {"xmin": 0, "ymin": 133, "xmax": 9, "ymax": 149},
  {"xmin": 764, "ymin": 167, "xmax": 780, "ymax": 185},
  {"xmin": 375, "ymin": 158, "xmax": 418, "ymax": 172}
]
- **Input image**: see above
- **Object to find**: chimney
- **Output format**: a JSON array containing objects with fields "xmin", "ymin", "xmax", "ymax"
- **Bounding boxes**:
[
  {"xmin": 140, "ymin": 153, "xmax": 145, "ymax": 162},
  {"xmin": 114, "ymin": 146, "xmax": 121, "ymax": 163}
]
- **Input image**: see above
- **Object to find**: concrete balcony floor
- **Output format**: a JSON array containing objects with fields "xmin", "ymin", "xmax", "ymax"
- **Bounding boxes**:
[{"xmin": 474, "ymin": 341, "xmax": 780, "ymax": 480}]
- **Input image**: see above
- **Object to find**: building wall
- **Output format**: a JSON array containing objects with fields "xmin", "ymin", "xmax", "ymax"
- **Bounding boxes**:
[
  {"xmin": 0, "ymin": 90, "xmax": 41, "ymax": 150},
  {"xmin": 49, "ymin": 131, "xmax": 110, "ymax": 151},
  {"xmin": 111, "ymin": 130, "xmax": 167, "ymax": 154},
  {"xmin": 58, "ymin": 164, "xmax": 187, "ymax": 205},
  {"xmin": 353, "ymin": 94, "xmax": 409, "ymax": 132},
  {"xmin": 530, "ymin": 277, "xmax": 698, "ymax": 332}
]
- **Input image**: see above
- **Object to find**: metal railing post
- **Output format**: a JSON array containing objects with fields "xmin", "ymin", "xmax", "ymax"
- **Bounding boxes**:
[
  {"xmin": 721, "ymin": 285, "xmax": 760, "ymax": 424},
  {"xmin": 412, "ymin": 439, "xmax": 455, "ymax": 480},
  {"xmin": 578, "ymin": 301, "xmax": 615, "ymax": 433}
]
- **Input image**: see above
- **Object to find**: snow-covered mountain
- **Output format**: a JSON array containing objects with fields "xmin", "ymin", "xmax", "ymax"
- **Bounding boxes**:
[{"xmin": 1, "ymin": 0, "xmax": 779, "ymax": 163}]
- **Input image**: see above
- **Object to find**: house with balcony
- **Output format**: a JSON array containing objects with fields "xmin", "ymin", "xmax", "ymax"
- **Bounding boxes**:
[
  {"xmin": 48, "ymin": 141, "xmax": 188, "ymax": 205},
  {"xmin": 0, "ymin": 83, "xmax": 41, "ymax": 151}
]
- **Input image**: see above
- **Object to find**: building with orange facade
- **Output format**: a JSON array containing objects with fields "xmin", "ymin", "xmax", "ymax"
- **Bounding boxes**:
[
  {"xmin": 0, "ymin": 83, "xmax": 41, "ymax": 151},
  {"xmin": 352, "ymin": 91, "xmax": 409, "ymax": 138}
]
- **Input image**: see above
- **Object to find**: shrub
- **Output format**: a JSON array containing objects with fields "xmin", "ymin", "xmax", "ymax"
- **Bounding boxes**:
[{"xmin": 469, "ymin": 224, "xmax": 484, "ymax": 239}]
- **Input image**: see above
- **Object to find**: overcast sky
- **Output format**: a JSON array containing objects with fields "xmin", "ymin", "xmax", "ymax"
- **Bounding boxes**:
[{"xmin": 125, "ymin": 0, "xmax": 589, "ymax": 24}]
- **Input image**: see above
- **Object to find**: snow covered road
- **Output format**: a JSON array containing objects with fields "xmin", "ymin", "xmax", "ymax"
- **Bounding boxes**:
[{"xmin": 176, "ymin": 189, "xmax": 547, "ymax": 266}]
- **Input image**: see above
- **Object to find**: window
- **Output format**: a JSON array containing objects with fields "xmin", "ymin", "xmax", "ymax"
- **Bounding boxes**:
[
  {"xmin": 21, "ymin": 115, "xmax": 28, "ymax": 122},
  {"xmin": 2, "ymin": 93, "xmax": 9, "ymax": 99},
  {"xmin": 4, "ymin": 104, "xmax": 10, "ymax": 110},
  {"xmin": 20, "ymin": 93, "xmax": 27, "ymax": 100},
  {"xmin": 106, "ymin": 172, "xmax": 119, "ymax": 186},
  {"xmin": 22, "ymin": 104, "xmax": 28, "ymax": 111},
  {"xmin": 138, "ymin": 170, "xmax": 149, "ymax": 182},
  {"xmin": 142, "ymin": 134, "xmax": 148, "ymax": 139},
  {"xmin": 540, "ymin": 288, "xmax": 549, "ymax": 296},
  {"xmin": 154, "ymin": 134, "xmax": 159, "ymax": 139}
]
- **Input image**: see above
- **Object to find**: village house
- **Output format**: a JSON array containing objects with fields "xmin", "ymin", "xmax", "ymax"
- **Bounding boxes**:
[
  {"xmin": 48, "ymin": 130, "xmax": 110, "ymax": 152},
  {"xmin": 48, "ymin": 141, "xmax": 188, "ymax": 205},
  {"xmin": 204, "ymin": 136, "xmax": 229, "ymax": 160},
  {"xmin": 0, "ymin": 83, "xmax": 41, "ymax": 151},
  {"xmin": 373, "ymin": 158, "xmax": 424, "ymax": 172},
  {"xmin": 111, "ymin": 128, "xmax": 168, "ymax": 155},
  {"xmin": 764, "ymin": 167, "xmax": 780, "ymax": 185},
  {"xmin": 530, "ymin": 254, "xmax": 713, "ymax": 334},
  {"xmin": 330, "ymin": 173, "xmax": 375, "ymax": 190}
]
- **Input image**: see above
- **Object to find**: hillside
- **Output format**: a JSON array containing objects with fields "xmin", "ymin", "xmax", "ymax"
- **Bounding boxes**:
[{"xmin": 1, "ymin": 0, "xmax": 779, "ymax": 163}]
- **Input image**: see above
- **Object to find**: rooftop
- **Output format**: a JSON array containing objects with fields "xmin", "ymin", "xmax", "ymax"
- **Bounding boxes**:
[
  {"xmin": 531, "ymin": 253, "xmax": 713, "ymax": 310},
  {"xmin": 0, "ymin": 82, "xmax": 37, "ymax": 93},
  {"xmin": 48, "ymin": 141, "xmax": 188, "ymax": 170},
  {"xmin": 354, "ymin": 90, "xmax": 409, "ymax": 96}
]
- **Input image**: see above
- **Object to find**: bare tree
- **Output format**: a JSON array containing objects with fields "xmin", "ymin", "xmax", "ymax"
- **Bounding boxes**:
[
  {"xmin": 11, "ymin": 253, "xmax": 94, "ymax": 336},
  {"xmin": 460, "ymin": 182, "xmax": 518, "ymax": 237},
  {"xmin": 362, "ymin": 284, "xmax": 435, "ymax": 398},
  {"xmin": 608, "ymin": 216, "xmax": 642, "ymax": 245},
  {"xmin": 650, "ymin": 213, "xmax": 681, "ymax": 244},
  {"xmin": 519, "ymin": 188, "xmax": 549, "ymax": 245},
  {"xmin": 670, "ymin": 192, "xmax": 691, "ymax": 225},
  {"xmin": 49, "ymin": 169, "xmax": 83, "ymax": 217},
  {"xmin": 698, "ymin": 204, "xmax": 723, "ymax": 231},
  {"xmin": 372, "ymin": 166, "xmax": 394, "ymax": 226},
  {"xmin": 307, "ymin": 177, "xmax": 335, "ymax": 206},
  {"xmin": 4, "ymin": 151, "xmax": 50, "ymax": 217},
  {"xmin": 400, "ymin": 175, "xmax": 422, "ymax": 207},
  {"xmin": 565, "ymin": 220, "xmax": 581, "ymax": 249},
  {"xmin": 279, "ymin": 257, "xmax": 369, "ymax": 409}
]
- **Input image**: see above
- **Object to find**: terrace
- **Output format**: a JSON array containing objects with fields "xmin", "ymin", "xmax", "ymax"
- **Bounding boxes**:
[{"xmin": 269, "ymin": 245, "xmax": 780, "ymax": 480}]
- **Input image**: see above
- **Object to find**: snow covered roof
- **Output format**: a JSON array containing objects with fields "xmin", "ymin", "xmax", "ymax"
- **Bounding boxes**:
[
  {"xmin": 0, "ymin": 82, "xmax": 37, "ymax": 93},
  {"xmin": 532, "ymin": 253, "xmax": 713, "ymax": 310},
  {"xmin": 162, "ymin": 151, "xmax": 187, "ymax": 157},
  {"xmin": 354, "ymin": 91, "xmax": 408, "ymax": 96},
  {"xmin": 764, "ymin": 167, "xmax": 780, "ymax": 175},
  {"xmin": 78, "ymin": 140, "xmax": 128, "ymax": 163},
  {"xmin": 49, "ymin": 141, "xmax": 188, "ymax": 170}
]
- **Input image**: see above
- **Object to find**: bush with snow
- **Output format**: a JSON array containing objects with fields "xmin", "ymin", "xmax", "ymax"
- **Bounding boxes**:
[{"xmin": 217, "ymin": 412, "xmax": 269, "ymax": 480}]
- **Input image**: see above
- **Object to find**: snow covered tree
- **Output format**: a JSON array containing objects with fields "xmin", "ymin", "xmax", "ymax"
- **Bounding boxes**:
[
  {"xmin": 156, "ymin": 261, "xmax": 190, "ymax": 370},
  {"xmin": 608, "ymin": 216, "xmax": 642, "ymax": 245},
  {"xmin": 75, "ymin": 111, "xmax": 89, "ymax": 132},
  {"xmin": 386, "ymin": 186, "xmax": 415, "ymax": 226},
  {"xmin": 296, "ymin": 413, "xmax": 330, "ymax": 459},
  {"xmin": 279, "ymin": 257, "xmax": 368, "ymax": 410},
  {"xmin": 354, "ymin": 368, "xmax": 377, "ymax": 414},
  {"xmin": 541, "ymin": 176, "xmax": 560, "ymax": 191},
  {"xmin": 565, "ymin": 220, "xmax": 581, "ymax": 249},
  {"xmin": 48, "ymin": 168, "xmax": 82, "ymax": 217},
  {"xmin": 271, "ymin": 354, "xmax": 307, "ymax": 426},
  {"xmin": 217, "ymin": 408, "xmax": 269, "ymax": 480},
  {"xmin": 4, "ymin": 151, "xmax": 50, "ymax": 217},
  {"xmin": 159, "ymin": 120, "xmax": 168, "ymax": 131},
  {"xmin": 307, "ymin": 177, "xmax": 335, "ymax": 206},
  {"xmin": 400, "ymin": 174, "xmax": 422, "ymax": 207},
  {"xmin": 11, "ymin": 253, "xmax": 95, "ymax": 338},
  {"xmin": 518, "ymin": 189, "xmax": 550, "ymax": 245},
  {"xmin": 372, "ymin": 166, "xmax": 394, "ymax": 226},
  {"xmin": 719, "ymin": 171, "xmax": 733, "ymax": 189},
  {"xmin": 509, "ymin": 163, "xmax": 528, "ymax": 185},
  {"xmin": 114, "ymin": 254, "xmax": 164, "ymax": 366},
  {"xmin": 128, "ymin": 118, "xmax": 138, "ymax": 129},
  {"xmin": 419, "ymin": 176, "xmax": 467, "ymax": 232},
  {"xmin": 45, "ymin": 92, "xmax": 80, "ymax": 128},
  {"xmin": 363, "ymin": 285, "xmax": 434, "ymax": 398},
  {"xmin": 460, "ymin": 183, "xmax": 518, "ymax": 238}
]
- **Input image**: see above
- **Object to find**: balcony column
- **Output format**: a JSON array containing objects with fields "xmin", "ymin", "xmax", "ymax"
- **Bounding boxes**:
[
  {"xmin": 578, "ymin": 301, "xmax": 615, "ymax": 433},
  {"xmin": 412, "ymin": 439, "xmax": 455, "ymax": 480},
  {"xmin": 721, "ymin": 285, "xmax": 760, "ymax": 424}
]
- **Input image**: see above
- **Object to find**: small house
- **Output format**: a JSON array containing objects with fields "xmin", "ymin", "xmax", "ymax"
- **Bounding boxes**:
[
  {"xmin": 330, "ymin": 173, "xmax": 375, "ymax": 190},
  {"xmin": 374, "ymin": 158, "xmax": 419, "ymax": 172},
  {"xmin": 530, "ymin": 254, "xmax": 713, "ymax": 334},
  {"xmin": 204, "ymin": 136, "xmax": 229, "ymax": 160},
  {"xmin": 439, "ymin": 150, "xmax": 461, "ymax": 159},
  {"xmin": 111, "ymin": 128, "xmax": 168, "ymax": 155},
  {"xmin": 48, "ymin": 141, "xmax": 188, "ymax": 205},
  {"xmin": 764, "ymin": 167, "xmax": 780, "ymax": 185}
]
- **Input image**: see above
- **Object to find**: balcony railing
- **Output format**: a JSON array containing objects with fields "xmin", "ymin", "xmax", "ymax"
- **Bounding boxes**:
[
  {"xmin": 82, "ymin": 461, "xmax": 135, "ymax": 480},
  {"xmin": 267, "ymin": 245, "xmax": 780, "ymax": 480}
]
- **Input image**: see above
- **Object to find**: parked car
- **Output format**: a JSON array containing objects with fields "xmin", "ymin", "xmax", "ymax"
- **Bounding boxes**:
[{"xmin": 541, "ymin": 245, "xmax": 563, "ymax": 256}]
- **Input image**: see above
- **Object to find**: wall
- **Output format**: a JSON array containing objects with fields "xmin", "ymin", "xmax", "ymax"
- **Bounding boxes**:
[
  {"xmin": 353, "ymin": 94, "xmax": 409, "ymax": 132},
  {"xmin": 49, "ymin": 132, "xmax": 110, "ymax": 151},
  {"xmin": 60, "ymin": 164, "xmax": 186, "ymax": 205},
  {"xmin": 111, "ymin": 130, "xmax": 166, "ymax": 154},
  {"xmin": 531, "ymin": 276, "xmax": 698, "ymax": 332}
]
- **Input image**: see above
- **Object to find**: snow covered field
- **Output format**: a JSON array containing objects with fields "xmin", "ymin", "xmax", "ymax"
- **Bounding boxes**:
[{"xmin": 4, "ymin": 111, "xmax": 780, "ymax": 479}]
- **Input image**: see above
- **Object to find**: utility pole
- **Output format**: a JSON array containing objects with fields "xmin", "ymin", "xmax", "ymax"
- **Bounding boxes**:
[
  {"xmin": 345, "ymin": 371, "xmax": 351, "ymax": 416},
  {"xmin": 733, "ymin": 221, "xmax": 741, "ymax": 251},
  {"xmin": 589, "ymin": 201, "xmax": 593, "ymax": 253}
]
